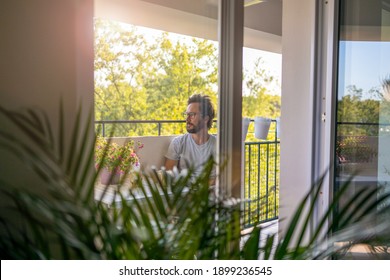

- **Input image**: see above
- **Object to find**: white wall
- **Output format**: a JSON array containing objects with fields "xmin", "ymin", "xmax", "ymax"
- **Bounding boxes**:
[
  {"xmin": 0, "ymin": 0, "xmax": 94, "ymax": 188},
  {"xmin": 279, "ymin": 0, "xmax": 317, "ymax": 239},
  {"xmin": 111, "ymin": 136, "xmax": 175, "ymax": 171},
  {"xmin": 0, "ymin": 0, "xmax": 94, "ymax": 118}
]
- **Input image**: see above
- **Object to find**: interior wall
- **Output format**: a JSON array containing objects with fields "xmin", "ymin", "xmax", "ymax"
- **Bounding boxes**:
[
  {"xmin": 0, "ymin": 0, "xmax": 94, "ymax": 117},
  {"xmin": 0, "ymin": 0, "xmax": 94, "ymax": 187},
  {"xmin": 279, "ymin": 0, "xmax": 316, "ymax": 239}
]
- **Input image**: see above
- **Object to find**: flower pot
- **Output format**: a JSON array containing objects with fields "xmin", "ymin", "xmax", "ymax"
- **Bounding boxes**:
[
  {"xmin": 242, "ymin": 117, "xmax": 250, "ymax": 142},
  {"xmin": 100, "ymin": 168, "xmax": 121, "ymax": 185},
  {"xmin": 254, "ymin": 117, "xmax": 271, "ymax": 140}
]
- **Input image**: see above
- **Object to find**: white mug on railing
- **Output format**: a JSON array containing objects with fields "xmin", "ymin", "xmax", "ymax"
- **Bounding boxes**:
[{"xmin": 254, "ymin": 117, "xmax": 271, "ymax": 140}]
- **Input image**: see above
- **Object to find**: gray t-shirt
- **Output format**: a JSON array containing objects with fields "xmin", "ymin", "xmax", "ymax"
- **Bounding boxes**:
[{"xmin": 165, "ymin": 134, "xmax": 216, "ymax": 179}]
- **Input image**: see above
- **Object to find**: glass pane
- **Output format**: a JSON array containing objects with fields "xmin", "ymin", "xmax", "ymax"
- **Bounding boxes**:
[
  {"xmin": 94, "ymin": 0, "xmax": 219, "ymax": 174},
  {"xmin": 242, "ymin": 1, "xmax": 282, "ymax": 227},
  {"xmin": 94, "ymin": 0, "xmax": 219, "ymax": 137},
  {"xmin": 335, "ymin": 0, "xmax": 390, "ymax": 231}
]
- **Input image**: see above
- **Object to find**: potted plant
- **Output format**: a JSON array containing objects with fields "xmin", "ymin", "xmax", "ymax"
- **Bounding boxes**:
[
  {"xmin": 1, "ymin": 105, "xmax": 389, "ymax": 260},
  {"xmin": 95, "ymin": 136, "xmax": 143, "ymax": 185}
]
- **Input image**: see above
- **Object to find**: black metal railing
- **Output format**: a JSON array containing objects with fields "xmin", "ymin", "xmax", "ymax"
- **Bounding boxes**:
[
  {"xmin": 243, "ymin": 120, "xmax": 279, "ymax": 228},
  {"xmin": 96, "ymin": 119, "xmax": 189, "ymax": 137},
  {"xmin": 243, "ymin": 140, "xmax": 279, "ymax": 227},
  {"xmin": 95, "ymin": 119, "xmax": 280, "ymax": 227}
]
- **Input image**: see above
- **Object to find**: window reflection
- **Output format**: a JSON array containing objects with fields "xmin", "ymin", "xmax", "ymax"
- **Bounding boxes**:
[{"xmin": 335, "ymin": 0, "xmax": 390, "ymax": 232}]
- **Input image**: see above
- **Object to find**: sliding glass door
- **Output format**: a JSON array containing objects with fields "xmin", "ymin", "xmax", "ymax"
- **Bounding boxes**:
[{"xmin": 335, "ymin": 0, "xmax": 390, "ymax": 230}]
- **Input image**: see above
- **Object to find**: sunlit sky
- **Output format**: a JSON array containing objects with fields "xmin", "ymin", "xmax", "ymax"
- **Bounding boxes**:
[
  {"xmin": 243, "ymin": 47, "xmax": 282, "ymax": 81},
  {"xmin": 338, "ymin": 41, "xmax": 390, "ymax": 100}
]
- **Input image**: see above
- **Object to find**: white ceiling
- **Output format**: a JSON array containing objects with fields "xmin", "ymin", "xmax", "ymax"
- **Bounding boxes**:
[
  {"xmin": 141, "ymin": 0, "xmax": 282, "ymax": 36},
  {"xmin": 95, "ymin": 0, "xmax": 282, "ymax": 53}
]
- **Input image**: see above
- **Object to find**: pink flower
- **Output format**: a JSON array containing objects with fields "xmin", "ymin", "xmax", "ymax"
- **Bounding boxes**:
[{"xmin": 95, "ymin": 136, "xmax": 142, "ymax": 174}]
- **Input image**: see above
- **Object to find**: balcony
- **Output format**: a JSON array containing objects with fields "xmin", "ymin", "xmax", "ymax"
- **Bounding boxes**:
[{"xmin": 95, "ymin": 118, "xmax": 280, "ymax": 228}]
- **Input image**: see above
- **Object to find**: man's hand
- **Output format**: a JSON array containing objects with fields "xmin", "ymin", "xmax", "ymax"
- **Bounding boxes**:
[{"xmin": 164, "ymin": 158, "xmax": 178, "ymax": 171}]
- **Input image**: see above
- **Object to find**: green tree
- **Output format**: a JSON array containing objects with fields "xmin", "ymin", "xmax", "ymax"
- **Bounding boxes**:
[
  {"xmin": 142, "ymin": 35, "xmax": 218, "ymax": 135},
  {"xmin": 94, "ymin": 19, "xmax": 218, "ymax": 136},
  {"xmin": 94, "ymin": 18, "xmax": 149, "ymax": 124},
  {"xmin": 94, "ymin": 18, "xmax": 281, "ymax": 137},
  {"xmin": 242, "ymin": 57, "xmax": 281, "ymax": 119},
  {"xmin": 337, "ymin": 85, "xmax": 380, "ymax": 136}
]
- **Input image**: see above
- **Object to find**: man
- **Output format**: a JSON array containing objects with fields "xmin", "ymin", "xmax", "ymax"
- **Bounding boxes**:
[{"xmin": 165, "ymin": 94, "xmax": 216, "ymax": 183}]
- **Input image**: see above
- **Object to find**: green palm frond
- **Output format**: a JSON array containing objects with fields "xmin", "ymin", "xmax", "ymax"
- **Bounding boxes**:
[{"xmin": 0, "ymin": 104, "xmax": 389, "ymax": 260}]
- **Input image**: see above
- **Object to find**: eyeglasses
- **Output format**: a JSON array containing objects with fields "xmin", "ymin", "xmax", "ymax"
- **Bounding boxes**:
[{"xmin": 183, "ymin": 112, "xmax": 198, "ymax": 119}]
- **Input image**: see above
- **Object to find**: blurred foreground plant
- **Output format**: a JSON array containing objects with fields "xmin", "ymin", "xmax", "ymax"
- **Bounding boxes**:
[{"xmin": 0, "ymin": 105, "xmax": 389, "ymax": 259}]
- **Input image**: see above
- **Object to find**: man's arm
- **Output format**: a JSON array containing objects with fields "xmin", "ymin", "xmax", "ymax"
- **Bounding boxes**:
[{"xmin": 164, "ymin": 158, "xmax": 178, "ymax": 171}]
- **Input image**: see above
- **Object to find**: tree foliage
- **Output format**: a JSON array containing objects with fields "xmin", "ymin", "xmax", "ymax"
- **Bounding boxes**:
[
  {"xmin": 242, "ymin": 57, "xmax": 281, "ymax": 119},
  {"xmin": 94, "ymin": 18, "xmax": 281, "ymax": 137},
  {"xmin": 336, "ymin": 85, "xmax": 390, "ymax": 136},
  {"xmin": 94, "ymin": 19, "xmax": 219, "ymax": 136}
]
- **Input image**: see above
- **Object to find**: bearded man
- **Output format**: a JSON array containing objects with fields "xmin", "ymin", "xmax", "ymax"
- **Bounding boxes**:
[{"xmin": 164, "ymin": 94, "xmax": 216, "ymax": 183}]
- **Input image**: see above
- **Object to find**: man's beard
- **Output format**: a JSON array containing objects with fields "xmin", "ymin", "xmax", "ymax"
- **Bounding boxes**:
[{"xmin": 186, "ymin": 122, "xmax": 201, "ymax": 133}]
